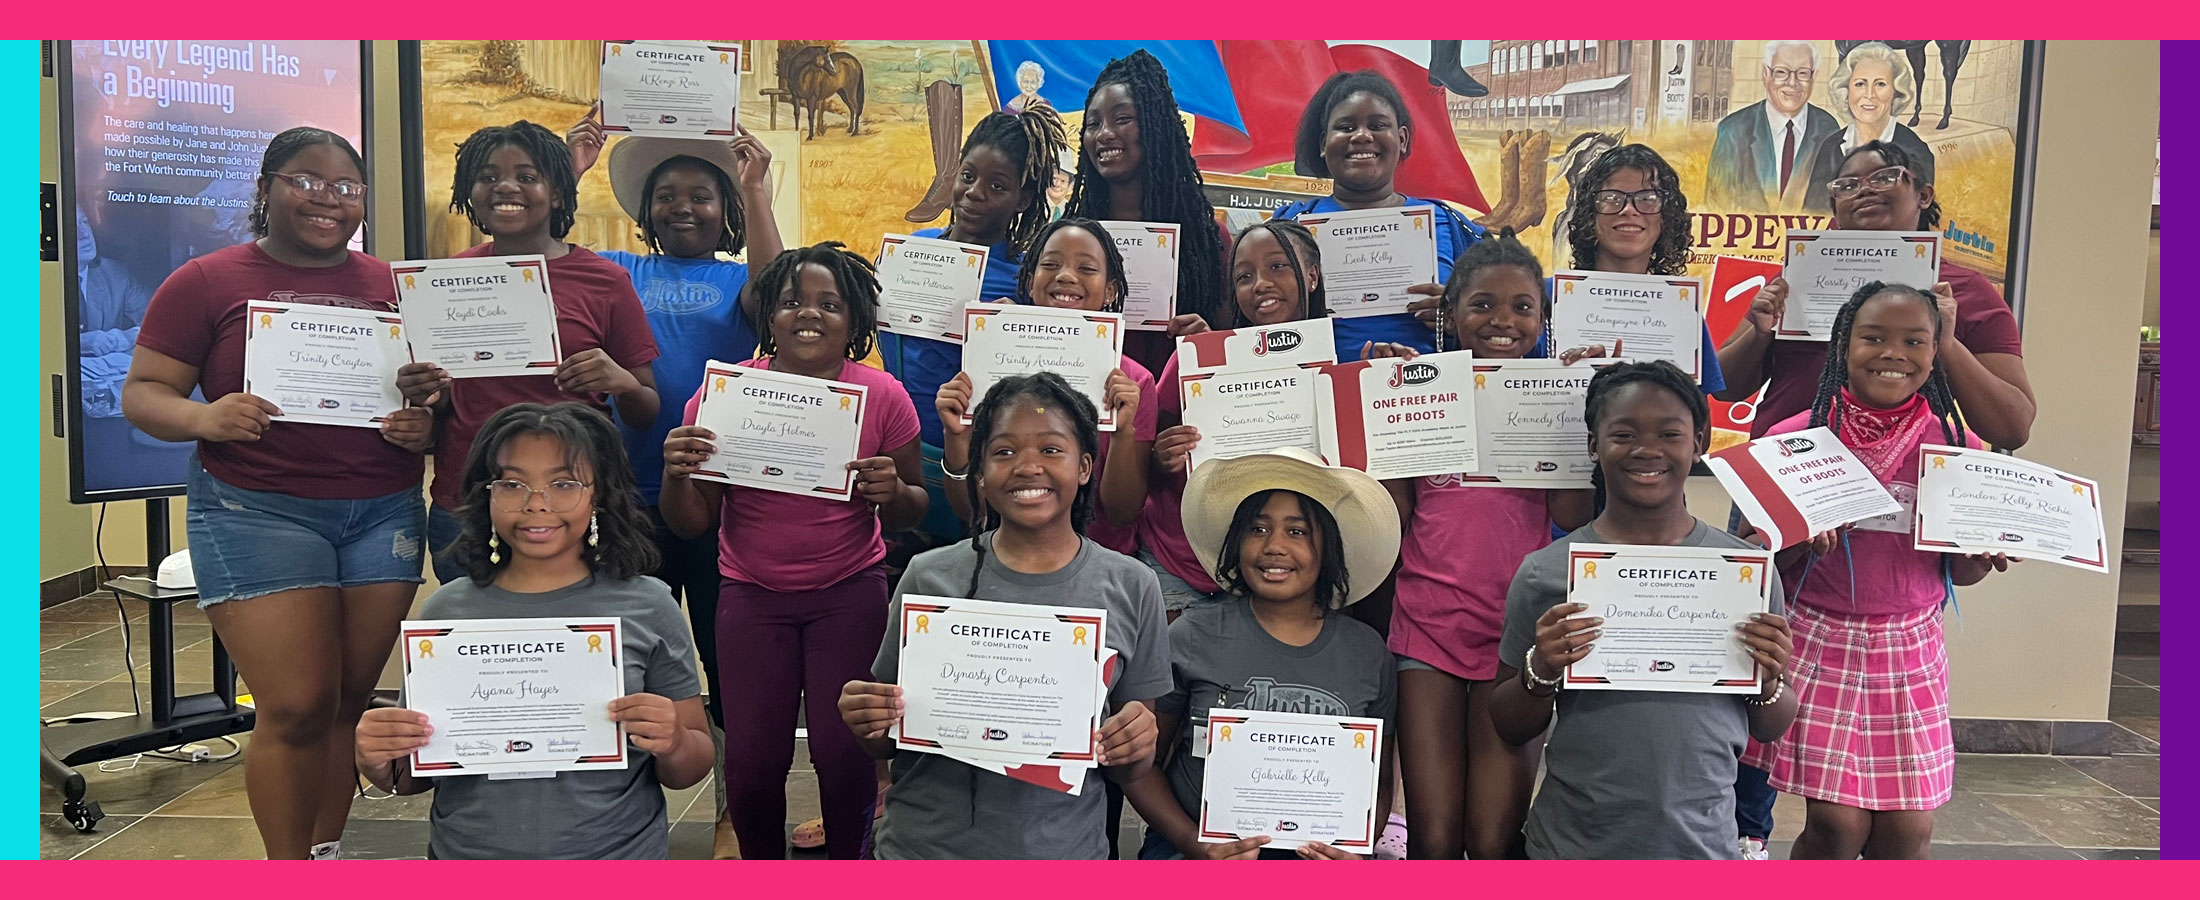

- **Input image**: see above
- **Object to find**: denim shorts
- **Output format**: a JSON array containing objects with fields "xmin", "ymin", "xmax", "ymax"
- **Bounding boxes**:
[
  {"xmin": 1396, "ymin": 652, "xmax": 1438, "ymax": 673},
  {"xmin": 427, "ymin": 504, "xmax": 467, "ymax": 585},
  {"xmin": 1136, "ymin": 547, "xmax": 1231, "ymax": 612},
  {"xmin": 184, "ymin": 461, "xmax": 426, "ymax": 608},
  {"xmin": 916, "ymin": 441, "xmax": 969, "ymax": 546}
]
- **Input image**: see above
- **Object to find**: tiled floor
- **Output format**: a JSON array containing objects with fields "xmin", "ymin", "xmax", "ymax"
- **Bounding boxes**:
[{"xmin": 35, "ymin": 593, "xmax": 2161, "ymax": 859}]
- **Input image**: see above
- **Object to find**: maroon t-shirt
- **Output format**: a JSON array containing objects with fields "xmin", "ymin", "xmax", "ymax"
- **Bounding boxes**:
[
  {"xmin": 135, "ymin": 242, "xmax": 422, "ymax": 499},
  {"xmin": 1751, "ymin": 261, "xmax": 2024, "ymax": 438},
  {"xmin": 429, "ymin": 244, "xmax": 660, "ymax": 510}
]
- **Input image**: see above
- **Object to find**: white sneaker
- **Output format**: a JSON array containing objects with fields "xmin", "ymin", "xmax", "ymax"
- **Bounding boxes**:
[{"xmin": 1738, "ymin": 837, "xmax": 1769, "ymax": 860}]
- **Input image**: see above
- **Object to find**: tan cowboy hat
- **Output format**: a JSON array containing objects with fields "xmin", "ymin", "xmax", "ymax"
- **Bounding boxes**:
[
  {"xmin": 608, "ymin": 136, "xmax": 743, "ymax": 223},
  {"xmin": 1183, "ymin": 447, "xmax": 1402, "ymax": 608}
]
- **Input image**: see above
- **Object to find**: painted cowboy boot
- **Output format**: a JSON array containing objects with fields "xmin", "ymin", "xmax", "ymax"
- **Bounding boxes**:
[
  {"xmin": 1427, "ymin": 41, "xmax": 1490, "ymax": 97},
  {"xmin": 1474, "ymin": 130, "xmax": 1522, "ymax": 229},
  {"xmin": 905, "ymin": 79, "xmax": 964, "ymax": 223},
  {"xmin": 1505, "ymin": 129, "xmax": 1553, "ymax": 231}
]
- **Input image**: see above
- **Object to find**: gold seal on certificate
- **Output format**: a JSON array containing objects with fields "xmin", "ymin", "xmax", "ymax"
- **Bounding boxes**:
[
  {"xmin": 960, "ymin": 303, "xmax": 1125, "ymax": 432},
  {"xmin": 892, "ymin": 596, "xmax": 1106, "ymax": 765},
  {"xmin": 1915, "ymin": 445, "xmax": 2110, "ymax": 573},
  {"xmin": 1315, "ymin": 351, "xmax": 1479, "ymax": 481},
  {"xmin": 1706, "ymin": 426, "xmax": 1903, "ymax": 550},
  {"xmin": 392, "ymin": 255, "xmax": 563, "ymax": 379},
  {"xmin": 1180, "ymin": 367, "xmax": 1322, "ymax": 471},
  {"xmin": 1779, "ymin": 231, "xmax": 1941, "ymax": 342},
  {"xmin": 242, "ymin": 301, "xmax": 408, "ymax": 428},
  {"xmin": 401, "ymin": 617, "xmax": 628, "ymax": 777},
  {"xmin": 1551, "ymin": 270, "xmax": 1704, "ymax": 382},
  {"xmin": 1459, "ymin": 358, "xmax": 1619, "ymax": 489},
  {"xmin": 689, "ymin": 360, "xmax": 867, "ymax": 499},
  {"xmin": 1299, "ymin": 205, "xmax": 1439, "ymax": 318},
  {"xmin": 598, "ymin": 40, "xmax": 741, "ymax": 138},
  {"xmin": 876, "ymin": 233, "xmax": 990, "ymax": 343},
  {"xmin": 1099, "ymin": 221, "xmax": 1180, "ymax": 331},
  {"xmin": 1563, "ymin": 544, "xmax": 1774, "ymax": 694},
  {"xmin": 1198, "ymin": 709, "xmax": 1383, "ymax": 854}
]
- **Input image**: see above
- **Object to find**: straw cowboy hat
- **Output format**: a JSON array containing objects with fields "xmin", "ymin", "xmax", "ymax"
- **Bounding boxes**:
[
  {"xmin": 1182, "ymin": 447, "xmax": 1402, "ymax": 608},
  {"xmin": 608, "ymin": 136, "xmax": 744, "ymax": 223}
]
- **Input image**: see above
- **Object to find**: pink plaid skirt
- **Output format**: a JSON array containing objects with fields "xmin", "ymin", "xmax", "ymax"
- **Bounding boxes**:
[{"xmin": 1741, "ymin": 601, "xmax": 1954, "ymax": 811}]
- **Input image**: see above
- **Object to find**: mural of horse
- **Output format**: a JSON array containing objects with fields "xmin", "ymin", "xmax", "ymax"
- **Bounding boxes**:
[
  {"xmin": 782, "ymin": 44, "xmax": 867, "ymax": 139},
  {"xmin": 1835, "ymin": 40, "xmax": 1972, "ymax": 130}
]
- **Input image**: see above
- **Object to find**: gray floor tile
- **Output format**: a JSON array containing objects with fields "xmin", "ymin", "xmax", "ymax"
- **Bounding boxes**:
[
  {"xmin": 2075, "ymin": 848, "xmax": 2161, "ymax": 860},
  {"xmin": 1954, "ymin": 754, "xmax": 2119, "ymax": 798},
  {"xmin": 336, "ymin": 818, "xmax": 431, "ymax": 859},
  {"xmin": 73, "ymin": 814, "xmax": 268, "ymax": 860},
  {"xmin": 2111, "ymin": 655, "xmax": 2159, "ymax": 687},
  {"xmin": 2109, "ymin": 685, "xmax": 2160, "ymax": 718},
  {"xmin": 2065, "ymin": 755, "xmax": 2159, "ymax": 800},
  {"xmin": 2111, "ymin": 722, "xmax": 2160, "ymax": 756},
  {"xmin": 1929, "ymin": 790, "xmax": 2058, "ymax": 846},
  {"xmin": 39, "ymin": 754, "xmax": 235, "ymax": 818},
  {"xmin": 1930, "ymin": 842, "xmax": 2084, "ymax": 860},
  {"xmin": 40, "ymin": 813, "xmax": 142, "ymax": 860},
  {"xmin": 1975, "ymin": 794, "xmax": 2161, "ymax": 851}
]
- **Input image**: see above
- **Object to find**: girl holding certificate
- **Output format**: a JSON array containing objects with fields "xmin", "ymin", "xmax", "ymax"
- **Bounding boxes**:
[
  {"xmin": 840, "ymin": 373, "xmax": 1170, "ymax": 860},
  {"xmin": 123, "ymin": 127, "xmax": 433, "ymax": 861},
  {"xmin": 1123, "ymin": 448, "xmax": 1400, "ymax": 860},
  {"xmin": 355, "ymin": 403, "xmax": 714, "ymax": 859},
  {"xmin": 404, "ymin": 122, "xmax": 662, "ymax": 585},
  {"xmin": 1739, "ymin": 284, "xmax": 2008, "ymax": 859},
  {"xmin": 1550, "ymin": 144, "xmax": 1729, "ymax": 393},
  {"xmin": 1489, "ymin": 361, "xmax": 1799, "ymax": 859},
  {"xmin": 661, "ymin": 243, "xmax": 928, "ymax": 860}
]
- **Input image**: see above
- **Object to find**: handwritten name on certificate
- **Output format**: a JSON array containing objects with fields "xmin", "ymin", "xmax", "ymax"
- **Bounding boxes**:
[
  {"xmin": 1180, "ymin": 368, "xmax": 1323, "ymax": 471},
  {"xmin": 392, "ymin": 255, "xmax": 562, "ymax": 379},
  {"xmin": 1458, "ymin": 358, "xmax": 1618, "ymax": 489},
  {"xmin": 1316, "ymin": 351, "xmax": 1478, "ymax": 481},
  {"xmin": 599, "ymin": 40, "xmax": 741, "ymax": 138},
  {"xmin": 1563, "ymin": 544, "xmax": 1773, "ymax": 694},
  {"xmin": 401, "ymin": 617, "xmax": 627, "ymax": 777},
  {"xmin": 1551, "ymin": 270, "xmax": 1705, "ymax": 382},
  {"xmin": 1175, "ymin": 318, "xmax": 1337, "ymax": 378},
  {"xmin": 1100, "ymin": 221, "xmax": 1181, "ymax": 331},
  {"xmin": 1915, "ymin": 445, "xmax": 2110, "ymax": 573},
  {"xmin": 689, "ymin": 361, "xmax": 866, "ymax": 499},
  {"xmin": 875, "ymin": 234, "xmax": 989, "ymax": 343},
  {"xmin": 1300, "ymin": 205, "xmax": 1438, "ymax": 318},
  {"xmin": 242, "ymin": 301, "xmax": 408, "ymax": 428},
  {"xmin": 894, "ymin": 596, "xmax": 1106, "ymax": 764},
  {"xmin": 1779, "ymin": 231, "xmax": 1941, "ymax": 342},
  {"xmin": 961, "ymin": 303, "xmax": 1125, "ymax": 432},
  {"xmin": 1706, "ymin": 426, "xmax": 1903, "ymax": 551},
  {"xmin": 1199, "ymin": 709, "xmax": 1383, "ymax": 853}
]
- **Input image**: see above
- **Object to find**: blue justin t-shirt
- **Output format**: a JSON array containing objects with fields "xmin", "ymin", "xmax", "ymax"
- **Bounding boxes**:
[
  {"xmin": 877, "ymin": 228, "xmax": 1025, "ymax": 448},
  {"xmin": 600, "ymin": 250, "xmax": 755, "ymax": 505},
  {"xmin": 1273, "ymin": 195, "xmax": 1483, "ymax": 356}
]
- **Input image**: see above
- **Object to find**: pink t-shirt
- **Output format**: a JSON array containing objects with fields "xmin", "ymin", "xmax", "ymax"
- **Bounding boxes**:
[
  {"xmin": 1084, "ymin": 354, "xmax": 1161, "ymax": 555},
  {"xmin": 1766, "ymin": 410, "xmax": 1985, "ymax": 616},
  {"xmin": 1391, "ymin": 478, "xmax": 1554, "ymax": 680},
  {"xmin": 1137, "ymin": 353, "xmax": 1222, "ymax": 593},
  {"xmin": 684, "ymin": 358, "xmax": 921, "ymax": 593}
]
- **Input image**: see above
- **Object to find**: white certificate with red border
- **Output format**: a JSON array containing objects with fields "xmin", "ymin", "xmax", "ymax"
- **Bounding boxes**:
[
  {"xmin": 242, "ymin": 301, "xmax": 409, "ymax": 428},
  {"xmin": 1562, "ymin": 545, "xmax": 1772, "ymax": 695},
  {"xmin": 1453, "ymin": 358, "xmax": 1620, "ymax": 489},
  {"xmin": 401, "ymin": 617, "xmax": 628, "ymax": 777},
  {"xmin": 1705, "ymin": 426, "xmax": 1902, "ymax": 551},
  {"xmin": 1550, "ymin": 270, "xmax": 1704, "ymax": 382},
  {"xmin": 960, "ymin": 303, "xmax": 1124, "ymax": 432},
  {"xmin": 1913, "ymin": 445, "xmax": 2110, "ymax": 573},
  {"xmin": 892, "ymin": 596, "xmax": 1106, "ymax": 767},
  {"xmin": 1100, "ymin": 220, "xmax": 1181, "ymax": 332},
  {"xmin": 688, "ymin": 360, "xmax": 866, "ymax": 499},
  {"xmin": 876, "ymin": 233, "xmax": 990, "ymax": 344},
  {"xmin": 1299, "ymin": 205, "xmax": 1439, "ymax": 318},
  {"xmin": 1198, "ymin": 709, "xmax": 1383, "ymax": 854},
  {"xmin": 1778, "ymin": 231, "xmax": 1941, "ymax": 342},
  {"xmin": 1175, "ymin": 318, "xmax": 1337, "ymax": 378},
  {"xmin": 392, "ymin": 255, "xmax": 562, "ymax": 379},
  {"xmin": 1314, "ymin": 351, "xmax": 1479, "ymax": 481},
  {"xmin": 599, "ymin": 40, "xmax": 741, "ymax": 138}
]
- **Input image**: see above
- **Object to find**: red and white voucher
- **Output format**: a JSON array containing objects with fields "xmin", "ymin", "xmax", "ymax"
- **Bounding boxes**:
[
  {"xmin": 1705, "ymin": 426, "xmax": 1901, "ymax": 550},
  {"xmin": 1314, "ymin": 351, "xmax": 1479, "ymax": 481}
]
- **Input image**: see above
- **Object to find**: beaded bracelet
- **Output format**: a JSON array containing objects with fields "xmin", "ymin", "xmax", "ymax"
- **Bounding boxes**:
[
  {"xmin": 1749, "ymin": 675, "xmax": 1788, "ymax": 707},
  {"xmin": 1521, "ymin": 646, "xmax": 1563, "ymax": 694}
]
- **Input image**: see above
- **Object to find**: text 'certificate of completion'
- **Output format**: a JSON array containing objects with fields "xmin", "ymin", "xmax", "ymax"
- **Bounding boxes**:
[
  {"xmin": 1180, "ymin": 367, "xmax": 1323, "ymax": 471},
  {"xmin": 893, "ymin": 596, "xmax": 1106, "ymax": 764},
  {"xmin": 242, "ymin": 301, "xmax": 408, "ymax": 428},
  {"xmin": 1915, "ymin": 445, "xmax": 2110, "ymax": 573},
  {"xmin": 1101, "ymin": 220, "xmax": 1181, "ymax": 331},
  {"xmin": 599, "ymin": 40, "xmax": 741, "ymax": 138},
  {"xmin": 401, "ymin": 617, "xmax": 627, "ymax": 777},
  {"xmin": 1460, "ymin": 358, "xmax": 1618, "ymax": 489},
  {"xmin": 876, "ymin": 233, "xmax": 989, "ymax": 343},
  {"xmin": 1563, "ymin": 544, "xmax": 1773, "ymax": 694},
  {"xmin": 1706, "ymin": 426, "xmax": 1903, "ymax": 551},
  {"xmin": 1199, "ymin": 709, "xmax": 1383, "ymax": 854},
  {"xmin": 393, "ymin": 256, "xmax": 562, "ymax": 379},
  {"xmin": 1316, "ymin": 351, "xmax": 1478, "ymax": 481},
  {"xmin": 1779, "ymin": 231, "xmax": 1941, "ymax": 341},
  {"xmin": 961, "ymin": 303, "xmax": 1124, "ymax": 431},
  {"xmin": 1300, "ymin": 205, "xmax": 1438, "ymax": 318},
  {"xmin": 1551, "ymin": 270, "xmax": 1704, "ymax": 382},
  {"xmin": 689, "ymin": 360, "xmax": 866, "ymax": 499}
]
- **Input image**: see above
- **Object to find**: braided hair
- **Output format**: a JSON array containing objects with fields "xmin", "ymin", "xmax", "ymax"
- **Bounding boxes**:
[
  {"xmin": 749, "ymin": 241, "xmax": 879, "ymax": 361},
  {"xmin": 451, "ymin": 121, "xmax": 579, "ymax": 240},
  {"xmin": 1438, "ymin": 225, "xmax": 1546, "ymax": 354},
  {"xmin": 1213, "ymin": 490, "xmax": 1351, "ymax": 611},
  {"xmin": 1017, "ymin": 218, "xmax": 1130, "ymax": 312},
  {"xmin": 958, "ymin": 372, "xmax": 1101, "ymax": 596},
  {"xmin": 1583, "ymin": 360, "xmax": 1709, "ymax": 510},
  {"xmin": 1228, "ymin": 218, "xmax": 1324, "ymax": 327},
  {"xmin": 1805, "ymin": 282, "xmax": 1969, "ymax": 445},
  {"xmin": 1292, "ymin": 70, "xmax": 1413, "ymax": 179},
  {"xmin": 960, "ymin": 106, "xmax": 1070, "ymax": 255},
  {"xmin": 1567, "ymin": 143, "xmax": 1692, "ymax": 276},
  {"xmin": 1838, "ymin": 140, "xmax": 1943, "ymax": 230},
  {"xmin": 636, "ymin": 156, "xmax": 744, "ymax": 256},
  {"xmin": 1065, "ymin": 50, "xmax": 1224, "ymax": 327},
  {"xmin": 250, "ymin": 127, "xmax": 366, "ymax": 238}
]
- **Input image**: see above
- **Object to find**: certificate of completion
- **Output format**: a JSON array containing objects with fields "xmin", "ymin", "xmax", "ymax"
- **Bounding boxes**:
[
  {"xmin": 1315, "ymin": 351, "xmax": 1479, "ymax": 481},
  {"xmin": 1779, "ymin": 231, "xmax": 1941, "ymax": 342},
  {"xmin": 893, "ymin": 595, "xmax": 1106, "ymax": 764},
  {"xmin": 599, "ymin": 40, "xmax": 741, "ymax": 138},
  {"xmin": 876, "ymin": 234, "xmax": 990, "ymax": 344},
  {"xmin": 960, "ymin": 304, "xmax": 1125, "ymax": 432},
  {"xmin": 1457, "ymin": 358, "xmax": 1618, "ymax": 489},
  {"xmin": 1100, "ymin": 221, "xmax": 1180, "ymax": 331},
  {"xmin": 401, "ymin": 617, "xmax": 628, "ymax": 777},
  {"xmin": 1706, "ymin": 426, "xmax": 1904, "ymax": 551},
  {"xmin": 1300, "ymin": 205, "xmax": 1439, "ymax": 318},
  {"xmin": 1914, "ymin": 445, "xmax": 2110, "ymax": 573},
  {"xmin": 1179, "ymin": 367, "xmax": 1323, "ymax": 471},
  {"xmin": 1175, "ymin": 318, "xmax": 1337, "ymax": 378},
  {"xmin": 689, "ymin": 360, "xmax": 867, "ymax": 499},
  {"xmin": 1551, "ymin": 270, "xmax": 1704, "ymax": 382},
  {"xmin": 242, "ymin": 301, "xmax": 409, "ymax": 428},
  {"xmin": 1198, "ymin": 709, "xmax": 1383, "ymax": 853},
  {"xmin": 1563, "ymin": 544, "xmax": 1773, "ymax": 694},
  {"xmin": 392, "ymin": 256, "xmax": 563, "ymax": 379}
]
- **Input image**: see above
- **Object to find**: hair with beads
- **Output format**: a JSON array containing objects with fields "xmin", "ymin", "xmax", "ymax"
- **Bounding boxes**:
[
  {"xmin": 961, "ymin": 106, "xmax": 1071, "ymax": 255},
  {"xmin": 446, "ymin": 402, "xmax": 658, "ymax": 585},
  {"xmin": 750, "ymin": 241, "xmax": 879, "ymax": 361},
  {"xmin": 1065, "ymin": 49, "xmax": 1224, "ymax": 327},
  {"xmin": 1805, "ymin": 281, "xmax": 1968, "ymax": 445},
  {"xmin": 451, "ymin": 121, "xmax": 579, "ymax": 240},
  {"xmin": 1017, "ymin": 218, "xmax": 1130, "ymax": 312},
  {"xmin": 251, "ymin": 127, "xmax": 366, "ymax": 238},
  {"xmin": 1229, "ymin": 218, "xmax": 1325, "ymax": 327},
  {"xmin": 1566, "ymin": 143, "xmax": 1692, "ymax": 276},
  {"xmin": 958, "ymin": 372, "xmax": 1101, "ymax": 597}
]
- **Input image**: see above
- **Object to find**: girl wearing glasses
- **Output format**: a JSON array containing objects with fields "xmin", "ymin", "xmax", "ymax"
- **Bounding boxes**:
[
  {"xmin": 355, "ymin": 402, "xmax": 714, "ymax": 859},
  {"xmin": 123, "ymin": 127, "xmax": 435, "ymax": 860}
]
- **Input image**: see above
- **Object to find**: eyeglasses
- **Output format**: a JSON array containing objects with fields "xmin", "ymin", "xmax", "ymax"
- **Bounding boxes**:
[
  {"xmin": 483, "ymin": 479, "xmax": 593, "ymax": 512},
  {"xmin": 1767, "ymin": 67, "xmax": 1815, "ymax": 84},
  {"xmin": 1825, "ymin": 165, "xmax": 1911, "ymax": 201},
  {"xmin": 267, "ymin": 172, "xmax": 368, "ymax": 203},
  {"xmin": 1592, "ymin": 189, "xmax": 1664, "ymax": 215}
]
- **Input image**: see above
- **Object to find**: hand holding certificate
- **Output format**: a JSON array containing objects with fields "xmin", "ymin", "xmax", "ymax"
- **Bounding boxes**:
[
  {"xmin": 892, "ymin": 596, "xmax": 1106, "ymax": 764},
  {"xmin": 1563, "ymin": 544, "xmax": 1774, "ymax": 694},
  {"xmin": 242, "ymin": 301, "xmax": 409, "ymax": 428},
  {"xmin": 393, "ymin": 256, "xmax": 563, "ymax": 378},
  {"xmin": 1707, "ymin": 426, "xmax": 1902, "ymax": 550},
  {"xmin": 1779, "ymin": 231, "xmax": 1941, "ymax": 341},
  {"xmin": 401, "ymin": 617, "xmax": 627, "ymax": 777},
  {"xmin": 1316, "ymin": 351, "xmax": 1479, "ymax": 481},
  {"xmin": 599, "ymin": 40, "xmax": 741, "ymax": 138},
  {"xmin": 1301, "ymin": 205, "xmax": 1439, "ymax": 318},
  {"xmin": 960, "ymin": 304, "xmax": 1125, "ymax": 431},
  {"xmin": 1914, "ymin": 445, "xmax": 2109, "ymax": 572},
  {"xmin": 688, "ymin": 361, "xmax": 867, "ymax": 498},
  {"xmin": 876, "ymin": 234, "xmax": 989, "ymax": 343},
  {"xmin": 1551, "ymin": 270, "xmax": 1704, "ymax": 381},
  {"xmin": 1100, "ymin": 221, "xmax": 1181, "ymax": 331},
  {"xmin": 1199, "ymin": 709, "xmax": 1383, "ymax": 854}
]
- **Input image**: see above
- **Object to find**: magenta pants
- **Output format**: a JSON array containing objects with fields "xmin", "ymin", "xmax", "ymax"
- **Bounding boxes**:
[{"xmin": 716, "ymin": 565, "xmax": 889, "ymax": 860}]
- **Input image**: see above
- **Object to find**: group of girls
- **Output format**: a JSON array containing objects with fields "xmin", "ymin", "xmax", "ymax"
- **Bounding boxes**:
[{"xmin": 121, "ymin": 44, "xmax": 2034, "ymax": 861}]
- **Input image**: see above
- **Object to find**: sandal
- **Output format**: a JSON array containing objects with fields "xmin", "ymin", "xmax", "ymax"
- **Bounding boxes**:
[
  {"xmin": 1374, "ymin": 813, "xmax": 1408, "ymax": 860},
  {"xmin": 791, "ymin": 818, "xmax": 826, "ymax": 850}
]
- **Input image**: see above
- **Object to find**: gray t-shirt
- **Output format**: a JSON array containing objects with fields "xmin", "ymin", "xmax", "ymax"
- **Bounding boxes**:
[
  {"xmin": 418, "ymin": 574, "xmax": 701, "ymax": 860},
  {"xmin": 871, "ymin": 535, "xmax": 1171, "ymax": 860},
  {"xmin": 1159, "ymin": 601, "xmax": 1396, "ymax": 826},
  {"xmin": 1498, "ymin": 520, "xmax": 1785, "ymax": 860}
]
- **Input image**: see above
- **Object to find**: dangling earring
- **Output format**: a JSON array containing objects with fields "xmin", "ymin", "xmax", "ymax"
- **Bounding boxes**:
[
  {"xmin": 489, "ymin": 532, "xmax": 502, "ymax": 564},
  {"xmin": 589, "ymin": 511, "xmax": 600, "ymax": 549}
]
